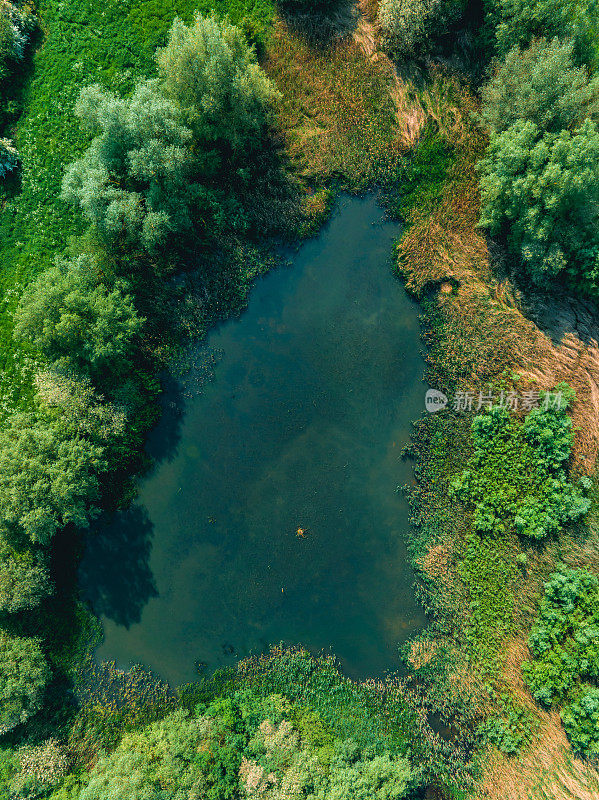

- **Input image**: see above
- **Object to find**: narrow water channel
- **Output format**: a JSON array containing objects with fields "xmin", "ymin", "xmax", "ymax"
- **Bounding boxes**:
[{"xmin": 80, "ymin": 194, "xmax": 427, "ymax": 686}]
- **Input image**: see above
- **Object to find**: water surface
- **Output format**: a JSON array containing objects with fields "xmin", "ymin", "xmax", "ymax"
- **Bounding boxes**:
[{"xmin": 81, "ymin": 194, "xmax": 426, "ymax": 685}]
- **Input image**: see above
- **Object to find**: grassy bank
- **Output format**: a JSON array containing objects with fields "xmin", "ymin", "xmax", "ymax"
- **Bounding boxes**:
[{"xmin": 393, "ymin": 63, "xmax": 599, "ymax": 799}]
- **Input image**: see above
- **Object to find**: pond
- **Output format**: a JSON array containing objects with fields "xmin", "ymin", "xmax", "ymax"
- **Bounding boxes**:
[{"xmin": 80, "ymin": 194, "xmax": 427, "ymax": 686}]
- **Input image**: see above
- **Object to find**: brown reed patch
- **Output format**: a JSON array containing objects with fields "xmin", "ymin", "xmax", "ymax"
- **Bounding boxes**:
[{"xmin": 264, "ymin": 16, "xmax": 403, "ymax": 188}]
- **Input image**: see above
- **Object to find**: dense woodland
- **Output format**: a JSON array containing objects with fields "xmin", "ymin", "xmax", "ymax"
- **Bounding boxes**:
[{"xmin": 0, "ymin": 0, "xmax": 598, "ymax": 796}]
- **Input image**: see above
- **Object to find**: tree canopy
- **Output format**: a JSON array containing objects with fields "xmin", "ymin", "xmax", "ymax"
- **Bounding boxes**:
[
  {"xmin": 0, "ymin": 633, "xmax": 49, "ymax": 735},
  {"xmin": 481, "ymin": 38, "xmax": 599, "ymax": 134},
  {"xmin": 479, "ymin": 118, "xmax": 599, "ymax": 288},
  {"xmin": 0, "ymin": 541, "xmax": 52, "ymax": 613},
  {"xmin": 14, "ymin": 256, "xmax": 143, "ymax": 380},
  {"xmin": 156, "ymin": 13, "xmax": 280, "ymax": 151},
  {"xmin": 493, "ymin": 0, "xmax": 599, "ymax": 64}
]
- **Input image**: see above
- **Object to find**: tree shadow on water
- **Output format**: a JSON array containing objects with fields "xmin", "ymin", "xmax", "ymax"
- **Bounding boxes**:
[
  {"xmin": 144, "ymin": 373, "xmax": 187, "ymax": 467},
  {"xmin": 79, "ymin": 506, "xmax": 158, "ymax": 629}
]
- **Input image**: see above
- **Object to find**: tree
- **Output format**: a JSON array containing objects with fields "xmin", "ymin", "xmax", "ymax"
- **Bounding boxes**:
[
  {"xmin": 156, "ymin": 13, "xmax": 280, "ymax": 152},
  {"xmin": 61, "ymin": 82, "xmax": 200, "ymax": 252},
  {"xmin": 0, "ymin": 371, "xmax": 127, "ymax": 546},
  {"xmin": 14, "ymin": 256, "xmax": 143, "ymax": 380},
  {"xmin": 313, "ymin": 752, "xmax": 413, "ymax": 799},
  {"xmin": 0, "ymin": 2, "xmax": 34, "ymax": 82},
  {"xmin": 78, "ymin": 710, "xmax": 213, "ymax": 800},
  {"xmin": 0, "ymin": 633, "xmax": 49, "ymax": 735},
  {"xmin": 493, "ymin": 0, "xmax": 599, "ymax": 64},
  {"xmin": 479, "ymin": 118, "xmax": 599, "ymax": 288},
  {"xmin": 377, "ymin": 0, "xmax": 465, "ymax": 57},
  {"xmin": 481, "ymin": 38, "xmax": 599, "ymax": 134},
  {"xmin": 0, "ymin": 410, "xmax": 104, "ymax": 546},
  {"xmin": 523, "ymin": 567, "xmax": 599, "ymax": 705},
  {"xmin": 0, "ymin": 138, "xmax": 18, "ymax": 178},
  {"xmin": 0, "ymin": 541, "xmax": 52, "ymax": 613},
  {"xmin": 561, "ymin": 687, "xmax": 599, "ymax": 759}
]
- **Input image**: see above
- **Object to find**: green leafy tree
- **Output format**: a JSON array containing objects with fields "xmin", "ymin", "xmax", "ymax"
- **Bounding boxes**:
[
  {"xmin": 0, "ymin": 371, "xmax": 126, "ymax": 545},
  {"xmin": 0, "ymin": 409, "xmax": 104, "ymax": 545},
  {"xmin": 79, "ymin": 710, "xmax": 219, "ymax": 800},
  {"xmin": 479, "ymin": 118, "xmax": 599, "ymax": 289},
  {"xmin": 481, "ymin": 38, "xmax": 599, "ymax": 134},
  {"xmin": 156, "ymin": 13, "xmax": 280, "ymax": 152},
  {"xmin": 0, "ymin": 2, "xmax": 34, "ymax": 81},
  {"xmin": 61, "ymin": 82, "xmax": 199, "ymax": 252},
  {"xmin": 561, "ymin": 686, "xmax": 599, "ymax": 758},
  {"xmin": 493, "ymin": 0, "xmax": 599, "ymax": 64},
  {"xmin": 0, "ymin": 540, "xmax": 52, "ymax": 613},
  {"xmin": 523, "ymin": 567, "xmax": 599, "ymax": 757},
  {"xmin": 0, "ymin": 633, "xmax": 49, "ymax": 735},
  {"xmin": 313, "ymin": 752, "xmax": 412, "ymax": 799},
  {"xmin": 523, "ymin": 567, "xmax": 599, "ymax": 706},
  {"xmin": 14, "ymin": 256, "xmax": 143, "ymax": 380}
]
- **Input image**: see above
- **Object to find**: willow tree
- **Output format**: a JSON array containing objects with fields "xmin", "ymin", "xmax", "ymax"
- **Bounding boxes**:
[{"xmin": 156, "ymin": 13, "xmax": 280, "ymax": 152}]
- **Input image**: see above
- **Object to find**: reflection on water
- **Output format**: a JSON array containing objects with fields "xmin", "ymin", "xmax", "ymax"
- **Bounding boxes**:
[{"xmin": 80, "ymin": 194, "xmax": 427, "ymax": 685}]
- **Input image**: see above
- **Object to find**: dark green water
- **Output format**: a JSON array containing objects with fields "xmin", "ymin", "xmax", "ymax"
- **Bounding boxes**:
[{"xmin": 80, "ymin": 195, "xmax": 427, "ymax": 686}]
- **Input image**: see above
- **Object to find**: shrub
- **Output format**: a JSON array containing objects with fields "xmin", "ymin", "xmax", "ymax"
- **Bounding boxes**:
[
  {"xmin": 450, "ymin": 389, "xmax": 589, "ymax": 539},
  {"xmin": 0, "ymin": 633, "xmax": 49, "ymax": 735},
  {"xmin": 481, "ymin": 38, "xmax": 599, "ymax": 134},
  {"xmin": 493, "ymin": 0, "xmax": 599, "ymax": 64},
  {"xmin": 479, "ymin": 118, "xmax": 599, "ymax": 290},
  {"xmin": 14, "ymin": 255, "xmax": 144, "ymax": 381},
  {"xmin": 561, "ymin": 687, "xmax": 599, "ymax": 759},
  {"xmin": 156, "ymin": 13, "xmax": 280, "ymax": 152},
  {"xmin": 377, "ymin": 0, "xmax": 465, "ymax": 57},
  {"xmin": 524, "ymin": 568, "xmax": 599, "ymax": 757},
  {"xmin": 0, "ymin": 540, "xmax": 52, "ymax": 613}
]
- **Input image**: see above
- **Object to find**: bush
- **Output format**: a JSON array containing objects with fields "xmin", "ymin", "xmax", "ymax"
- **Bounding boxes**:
[
  {"xmin": 524, "ymin": 568, "xmax": 599, "ymax": 758},
  {"xmin": 14, "ymin": 255, "xmax": 144, "ymax": 381},
  {"xmin": 479, "ymin": 118, "xmax": 599, "ymax": 290},
  {"xmin": 450, "ymin": 389, "xmax": 589, "ymax": 539},
  {"xmin": 0, "ymin": 540, "xmax": 52, "ymax": 613},
  {"xmin": 156, "ymin": 13, "xmax": 280, "ymax": 152},
  {"xmin": 493, "ymin": 0, "xmax": 599, "ymax": 64},
  {"xmin": 0, "ymin": 633, "xmax": 49, "ymax": 735},
  {"xmin": 561, "ymin": 687, "xmax": 599, "ymax": 759},
  {"xmin": 481, "ymin": 38, "xmax": 599, "ymax": 134},
  {"xmin": 477, "ymin": 694, "xmax": 534, "ymax": 755},
  {"xmin": 377, "ymin": 0, "xmax": 465, "ymax": 57}
]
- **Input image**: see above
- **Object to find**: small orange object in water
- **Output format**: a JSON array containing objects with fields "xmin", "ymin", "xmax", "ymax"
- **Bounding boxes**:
[{"xmin": 296, "ymin": 528, "xmax": 306, "ymax": 538}]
